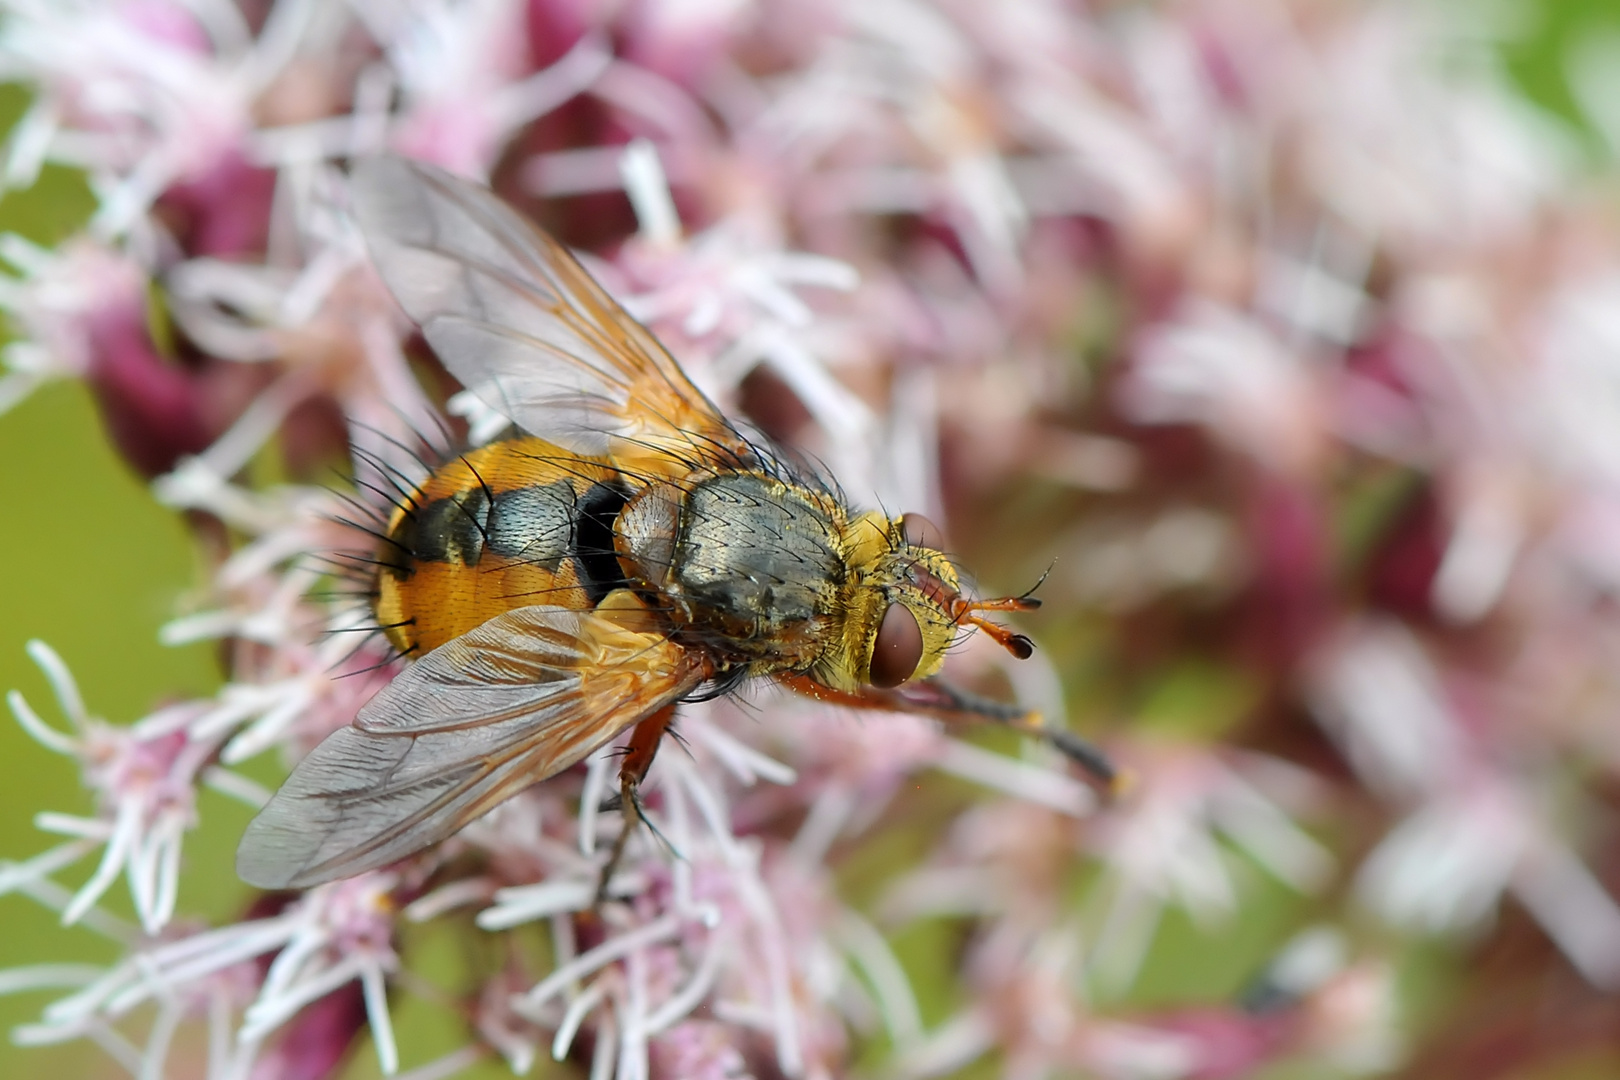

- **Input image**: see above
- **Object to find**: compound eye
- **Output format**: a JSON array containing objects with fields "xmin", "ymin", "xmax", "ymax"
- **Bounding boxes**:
[
  {"xmin": 901, "ymin": 512, "xmax": 944, "ymax": 551},
  {"xmin": 869, "ymin": 603, "xmax": 923, "ymax": 688}
]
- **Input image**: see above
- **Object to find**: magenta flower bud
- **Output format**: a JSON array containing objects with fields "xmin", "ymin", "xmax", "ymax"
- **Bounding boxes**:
[
  {"xmin": 84, "ymin": 303, "xmax": 224, "ymax": 478},
  {"xmin": 1237, "ymin": 479, "xmax": 1331, "ymax": 667},
  {"xmin": 249, "ymin": 982, "xmax": 368, "ymax": 1080},
  {"xmin": 1363, "ymin": 483, "xmax": 1446, "ymax": 622},
  {"xmin": 83, "ymin": 288, "xmax": 272, "ymax": 481},
  {"xmin": 156, "ymin": 150, "xmax": 277, "ymax": 259},
  {"xmin": 526, "ymin": 0, "xmax": 605, "ymax": 68}
]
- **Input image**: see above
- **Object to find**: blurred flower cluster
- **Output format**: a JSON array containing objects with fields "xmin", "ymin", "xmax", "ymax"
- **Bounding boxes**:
[{"xmin": 2, "ymin": 0, "xmax": 1618, "ymax": 1077}]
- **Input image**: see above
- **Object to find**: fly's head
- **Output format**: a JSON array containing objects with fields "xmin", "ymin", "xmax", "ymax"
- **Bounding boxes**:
[{"xmin": 814, "ymin": 511, "xmax": 1039, "ymax": 693}]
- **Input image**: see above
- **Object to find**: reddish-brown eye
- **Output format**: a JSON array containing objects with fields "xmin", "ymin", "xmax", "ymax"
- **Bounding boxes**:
[
  {"xmin": 901, "ymin": 512, "xmax": 944, "ymax": 551},
  {"xmin": 869, "ymin": 603, "xmax": 923, "ymax": 688}
]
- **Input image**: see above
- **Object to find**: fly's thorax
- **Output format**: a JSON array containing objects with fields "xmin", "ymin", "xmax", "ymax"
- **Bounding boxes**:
[{"xmin": 616, "ymin": 472, "xmax": 847, "ymax": 657}]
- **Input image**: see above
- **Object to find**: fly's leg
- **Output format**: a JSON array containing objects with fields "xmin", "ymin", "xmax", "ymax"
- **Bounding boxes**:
[
  {"xmin": 923, "ymin": 680, "xmax": 1120, "ymax": 792},
  {"xmin": 595, "ymin": 704, "xmax": 676, "ymax": 904},
  {"xmin": 775, "ymin": 674, "xmax": 1124, "ymax": 797}
]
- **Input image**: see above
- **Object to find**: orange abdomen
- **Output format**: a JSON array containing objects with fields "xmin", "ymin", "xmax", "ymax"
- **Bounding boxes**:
[{"xmin": 374, "ymin": 438, "xmax": 633, "ymax": 654}]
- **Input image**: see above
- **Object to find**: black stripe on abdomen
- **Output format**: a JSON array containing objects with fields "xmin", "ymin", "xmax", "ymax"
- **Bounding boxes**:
[
  {"xmin": 391, "ymin": 486, "xmax": 491, "ymax": 569},
  {"xmin": 574, "ymin": 481, "xmax": 631, "ymax": 606}
]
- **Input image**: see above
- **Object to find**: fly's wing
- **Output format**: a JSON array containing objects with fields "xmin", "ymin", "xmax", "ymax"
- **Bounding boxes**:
[
  {"xmin": 351, "ymin": 155, "xmax": 758, "ymax": 472},
  {"xmin": 236, "ymin": 606, "xmax": 708, "ymax": 890}
]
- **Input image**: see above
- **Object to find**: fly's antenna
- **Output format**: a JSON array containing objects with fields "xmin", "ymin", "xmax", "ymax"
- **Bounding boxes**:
[
  {"xmin": 1017, "ymin": 562, "xmax": 1055, "ymax": 602},
  {"xmin": 962, "ymin": 563, "xmax": 1054, "ymax": 659},
  {"xmin": 912, "ymin": 556, "xmax": 1044, "ymax": 661},
  {"xmin": 951, "ymin": 564, "xmax": 1050, "ymax": 660},
  {"xmin": 953, "ymin": 594, "xmax": 1038, "ymax": 660}
]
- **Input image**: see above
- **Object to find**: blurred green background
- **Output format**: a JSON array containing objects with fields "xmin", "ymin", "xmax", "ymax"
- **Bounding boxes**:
[
  {"xmin": 0, "ymin": 2, "xmax": 1617, "ymax": 1077},
  {"xmin": 0, "ymin": 166, "xmax": 226, "ymax": 1076}
]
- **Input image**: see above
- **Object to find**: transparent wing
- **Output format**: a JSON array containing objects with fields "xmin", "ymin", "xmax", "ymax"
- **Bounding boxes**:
[
  {"xmin": 236, "ymin": 606, "xmax": 708, "ymax": 889},
  {"xmin": 351, "ymin": 155, "xmax": 755, "ymax": 469}
]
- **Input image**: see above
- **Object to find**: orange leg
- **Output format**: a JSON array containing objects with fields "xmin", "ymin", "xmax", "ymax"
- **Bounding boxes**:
[
  {"xmin": 596, "ymin": 703, "xmax": 677, "ymax": 903},
  {"xmin": 776, "ymin": 674, "xmax": 1121, "ymax": 795}
]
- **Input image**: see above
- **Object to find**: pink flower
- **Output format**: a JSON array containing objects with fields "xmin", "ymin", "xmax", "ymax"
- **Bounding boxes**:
[
  {"xmin": 3, "ymin": 642, "xmax": 258, "ymax": 934},
  {"xmin": 5, "ymin": 2, "xmax": 1620, "ymax": 1079}
]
